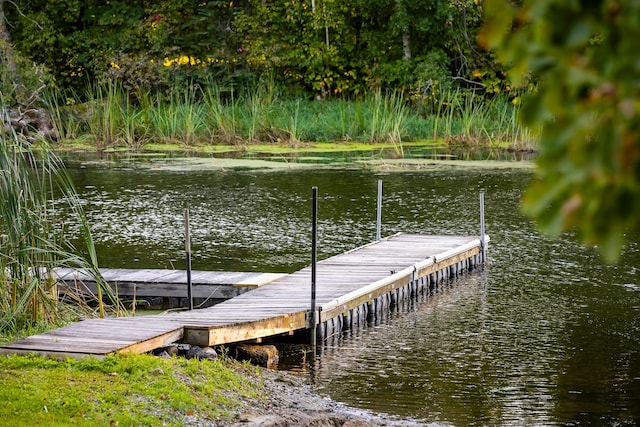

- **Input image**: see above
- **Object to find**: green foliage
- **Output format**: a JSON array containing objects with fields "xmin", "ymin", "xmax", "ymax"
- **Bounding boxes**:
[
  {"xmin": 7, "ymin": 0, "xmax": 240, "ymax": 95},
  {"xmin": 6, "ymin": 0, "xmax": 501, "ymax": 98},
  {"xmin": 482, "ymin": 0, "xmax": 640, "ymax": 261},
  {"xmin": 0, "ymin": 121, "xmax": 125, "ymax": 334},
  {"xmin": 0, "ymin": 353, "xmax": 260, "ymax": 425},
  {"xmin": 0, "ymin": 41, "xmax": 54, "ymax": 108}
]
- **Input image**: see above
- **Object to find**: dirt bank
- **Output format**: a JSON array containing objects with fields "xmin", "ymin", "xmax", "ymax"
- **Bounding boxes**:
[{"xmin": 218, "ymin": 368, "xmax": 423, "ymax": 427}]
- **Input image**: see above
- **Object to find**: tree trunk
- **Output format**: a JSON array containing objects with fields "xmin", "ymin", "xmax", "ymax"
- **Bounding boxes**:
[
  {"xmin": 394, "ymin": 0, "xmax": 411, "ymax": 62},
  {"xmin": 402, "ymin": 32, "xmax": 411, "ymax": 61},
  {"xmin": 0, "ymin": 0, "xmax": 21, "ymax": 85},
  {"xmin": 1, "ymin": 1, "xmax": 58, "ymax": 141}
]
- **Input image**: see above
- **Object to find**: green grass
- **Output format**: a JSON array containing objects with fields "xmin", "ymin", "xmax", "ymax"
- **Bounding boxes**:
[
  {"xmin": 0, "ymin": 353, "xmax": 261, "ymax": 426},
  {"xmin": 51, "ymin": 83, "xmax": 537, "ymax": 154}
]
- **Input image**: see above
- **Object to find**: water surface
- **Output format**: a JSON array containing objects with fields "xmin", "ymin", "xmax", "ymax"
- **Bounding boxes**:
[{"xmin": 65, "ymin": 159, "xmax": 640, "ymax": 426}]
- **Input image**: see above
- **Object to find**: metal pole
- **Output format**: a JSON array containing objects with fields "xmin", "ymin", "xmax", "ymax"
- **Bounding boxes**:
[
  {"xmin": 311, "ymin": 187, "xmax": 318, "ymax": 348},
  {"xmin": 376, "ymin": 180, "xmax": 383, "ymax": 241},
  {"xmin": 480, "ymin": 192, "xmax": 486, "ymax": 264},
  {"xmin": 184, "ymin": 208, "xmax": 193, "ymax": 310}
]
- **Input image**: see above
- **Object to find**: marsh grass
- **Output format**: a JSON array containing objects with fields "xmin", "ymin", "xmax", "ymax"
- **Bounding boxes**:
[
  {"xmin": 52, "ymin": 82, "xmax": 536, "ymax": 153},
  {"xmin": 202, "ymin": 86, "xmax": 241, "ymax": 144},
  {"xmin": 0, "ymin": 117, "xmax": 126, "ymax": 335},
  {"xmin": 434, "ymin": 90, "xmax": 536, "ymax": 151}
]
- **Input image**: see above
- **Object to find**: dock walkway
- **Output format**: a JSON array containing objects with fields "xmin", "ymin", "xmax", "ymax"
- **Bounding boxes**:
[{"xmin": 0, "ymin": 233, "xmax": 488, "ymax": 358}]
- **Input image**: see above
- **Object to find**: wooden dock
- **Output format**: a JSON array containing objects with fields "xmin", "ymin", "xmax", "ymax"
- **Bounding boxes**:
[
  {"xmin": 0, "ymin": 233, "xmax": 488, "ymax": 359},
  {"xmin": 55, "ymin": 268, "xmax": 287, "ymax": 307}
]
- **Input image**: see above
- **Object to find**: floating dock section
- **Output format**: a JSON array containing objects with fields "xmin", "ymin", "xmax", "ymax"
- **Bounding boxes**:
[
  {"xmin": 0, "ymin": 233, "xmax": 488, "ymax": 359},
  {"xmin": 55, "ymin": 268, "xmax": 287, "ymax": 308}
]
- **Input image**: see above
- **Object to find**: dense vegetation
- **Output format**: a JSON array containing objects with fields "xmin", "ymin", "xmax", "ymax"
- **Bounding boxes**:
[
  {"xmin": 4, "ymin": 0, "xmax": 497, "ymax": 98},
  {"xmin": 1, "ymin": 0, "xmax": 534, "ymax": 151}
]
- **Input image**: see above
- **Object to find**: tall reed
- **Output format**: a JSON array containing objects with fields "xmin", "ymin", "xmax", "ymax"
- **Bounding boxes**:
[
  {"xmin": 85, "ymin": 84, "xmax": 121, "ymax": 150},
  {"xmin": 119, "ymin": 90, "xmax": 150, "ymax": 150},
  {"xmin": 0, "ymin": 117, "xmax": 125, "ymax": 335},
  {"xmin": 47, "ymin": 82, "xmax": 536, "ymax": 153},
  {"xmin": 431, "ymin": 89, "xmax": 536, "ymax": 150},
  {"xmin": 202, "ymin": 85, "xmax": 240, "ymax": 144},
  {"xmin": 153, "ymin": 86, "xmax": 208, "ymax": 145}
]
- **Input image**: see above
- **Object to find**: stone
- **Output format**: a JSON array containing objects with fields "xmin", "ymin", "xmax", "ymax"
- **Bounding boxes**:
[
  {"xmin": 183, "ymin": 345, "xmax": 218, "ymax": 360},
  {"xmin": 186, "ymin": 345, "xmax": 203, "ymax": 360},
  {"xmin": 198, "ymin": 346, "xmax": 218, "ymax": 360},
  {"xmin": 165, "ymin": 345, "xmax": 179, "ymax": 356}
]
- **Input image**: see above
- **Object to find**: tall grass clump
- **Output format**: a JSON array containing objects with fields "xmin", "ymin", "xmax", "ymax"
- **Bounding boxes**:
[
  {"xmin": 0, "ymin": 114, "xmax": 125, "ymax": 336},
  {"xmin": 367, "ymin": 91, "xmax": 407, "ymax": 155},
  {"xmin": 430, "ymin": 89, "xmax": 536, "ymax": 151},
  {"xmin": 149, "ymin": 85, "xmax": 209, "ymax": 145},
  {"xmin": 84, "ymin": 83, "xmax": 122, "ymax": 150},
  {"xmin": 202, "ymin": 85, "xmax": 240, "ymax": 144},
  {"xmin": 43, "ymin": 90, "xmax": 86, "ymax": 142}
]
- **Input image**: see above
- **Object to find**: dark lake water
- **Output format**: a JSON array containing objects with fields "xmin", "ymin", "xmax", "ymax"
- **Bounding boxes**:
[{"xmin": 64, "ymin": 157, "xmax": 640, "ymax": 426}]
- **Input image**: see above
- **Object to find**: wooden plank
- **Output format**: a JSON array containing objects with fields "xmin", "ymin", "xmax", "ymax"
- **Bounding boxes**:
[
  {"xmin": 184, "ymin": 311, "xmax": 307, "ymax": 346},
  {"xmin": 59, "ymin": 281, "xmax": 245, "ymax": 299},
  {"xmin": 117, "ymin": 328, "xmax": 184, "ymax": 354},
  {"xmin": 233, "ymin": 273, "xmax": 288, "ymax": 287},
  {"xmin": 2, "ymin": 341, "xmax": 120, "ymax": 353}
]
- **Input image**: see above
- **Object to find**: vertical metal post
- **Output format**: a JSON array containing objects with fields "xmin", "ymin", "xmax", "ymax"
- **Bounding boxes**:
[
  {"xmin": 376, "ymin": 179, "xmax": 383, "ymax": 241},
  {"xmin": 311, "ymin": 187, "xmax": 318, "ymax": 348},
  {"xmin": 184, "ymin": 208, "xmax": 193, "ymax": 310},
  {"xmin": 480, "ymin": 192, "xmax": 486, "ymax": 263}
]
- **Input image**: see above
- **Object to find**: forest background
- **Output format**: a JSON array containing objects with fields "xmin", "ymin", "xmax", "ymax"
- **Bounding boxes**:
[
  {"xmin": 1, "ymin": 0, "xmax": 534, "ymax": 151},
  {"xmin": 3, "ymin": 0, "xmax": 497, "ymax": 101}
]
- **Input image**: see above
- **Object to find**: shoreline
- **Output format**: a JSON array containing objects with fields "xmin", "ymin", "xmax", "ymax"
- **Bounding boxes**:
[{"xmin": 224, "ymin": 366, "xmax": 425, "ymax": 427}]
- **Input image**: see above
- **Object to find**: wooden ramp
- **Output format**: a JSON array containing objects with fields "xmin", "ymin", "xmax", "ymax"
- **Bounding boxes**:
[
  {"xmin": 0, "ymin": 318, "xmax": 184, "ymax": 358},
  {"xmin": 0, "ymin": 233, "xmax": 488, "ymax": 359}
]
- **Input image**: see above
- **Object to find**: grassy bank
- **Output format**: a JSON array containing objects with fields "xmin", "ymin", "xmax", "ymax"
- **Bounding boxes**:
[
  {"xmin": 49, "ymin": 84, "xmax": 536, "ymax": 155},
  {"xmin": 0, "ymin": 353, "xmax": 261, "ymax": 426}
]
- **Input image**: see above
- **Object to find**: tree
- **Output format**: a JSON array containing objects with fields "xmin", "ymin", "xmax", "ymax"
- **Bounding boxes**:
[
  {"xmin": 481, "ymin": 0, "xmax": 640, "ymax": 261},
  {"xmin": 0, "ymin": 0, "xmax": 25, "ymax": 103},
  {"xmin": 0, "ymin": 0, "xmax": 18, "ymax": 79}
]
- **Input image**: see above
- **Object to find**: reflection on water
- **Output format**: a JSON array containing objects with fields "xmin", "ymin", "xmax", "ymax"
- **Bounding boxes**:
[{"xmin": 64, "ymin": 159, "xmax": 640, "ymax": 425}]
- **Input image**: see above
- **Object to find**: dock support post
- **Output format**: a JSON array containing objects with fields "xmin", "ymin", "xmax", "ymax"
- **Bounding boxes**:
[
  {"xmin": 184, "ymin": 208, "xmax": 193, "ymax": 310},
  {"xmin": 376, "ymin": 180, "xmax": 383, "ymax": 241},
  {"xmin": 311, "ymin": 187, "xmax": 318, "ymax": 348},
  {"xmin": 480, "ymin": 192, "xmax": 486, "ymax": 264}
]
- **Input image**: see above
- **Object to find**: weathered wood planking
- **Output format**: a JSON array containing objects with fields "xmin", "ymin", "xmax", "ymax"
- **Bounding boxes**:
[
  {"xmin": 176, "ymin": 233, "xmax": 488, "ymax": 346},
  {"xmin": 0, "ymin": 318, "xmax": 184, "ymax": 359},
  {"xmin": 55, "ymin": 268, "xmax": 286, "ymax": 299},
  {"xmin": 0, "ymin": 233, "xmax": 488, "ymax": 358}
]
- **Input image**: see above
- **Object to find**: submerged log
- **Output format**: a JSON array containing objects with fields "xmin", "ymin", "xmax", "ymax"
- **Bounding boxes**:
[{"xmin": 233, "ymin": 344, "xmax": 279, "ymax": 368}]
